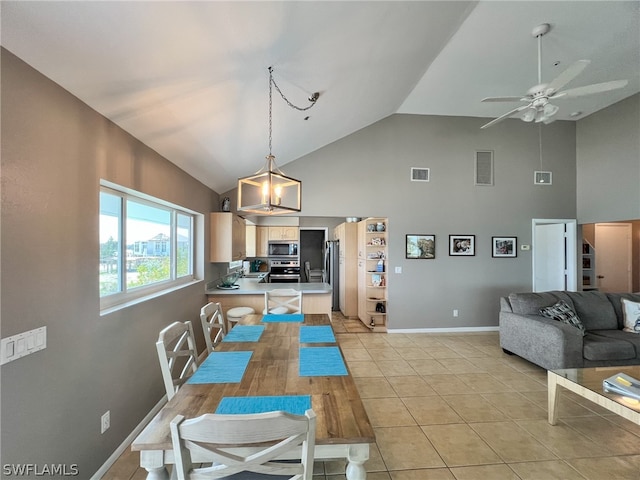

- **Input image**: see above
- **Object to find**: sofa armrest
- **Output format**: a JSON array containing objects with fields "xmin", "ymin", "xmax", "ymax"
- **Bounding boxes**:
[{"xmin": 499, "ymin": 311, "xmax": 584, "ymax": 370}]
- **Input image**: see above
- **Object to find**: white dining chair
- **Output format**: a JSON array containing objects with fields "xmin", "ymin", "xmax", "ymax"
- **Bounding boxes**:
[
  {"xmin": 156, "ymin": 321, "xmax": 199, "ymax": 401},
  {"xmin": 200, "ymin": 302, "xmax": 226, "ymax": 354},
  {"xmin": 264, "ymin": 288, "xmax": 302, "ymax": 315},
  {"xmin": 170, "ymin": 409, "xmax": 316, "ymax": 480}
]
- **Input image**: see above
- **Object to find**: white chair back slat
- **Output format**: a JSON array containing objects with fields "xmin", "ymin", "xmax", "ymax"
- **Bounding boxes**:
[
  {"xmin": 264, "ymin": 289, "xmax": 302, "ymax": 315},
  {"xmin": 200, "ymin": 302, "xmax": 226, "ymax": 354},
  {"xmin": 170, "ymin": 409, "xmax": 316, "ymax": 480},
  {"xmin": 156, "ymin": 321, "xmax": 199, "ymax": 401}
]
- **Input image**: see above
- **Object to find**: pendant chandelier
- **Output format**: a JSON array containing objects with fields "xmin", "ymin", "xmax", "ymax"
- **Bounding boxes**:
[{"xmin": 237, "ymin": 67, "xmax": 319, "ymax": 215}]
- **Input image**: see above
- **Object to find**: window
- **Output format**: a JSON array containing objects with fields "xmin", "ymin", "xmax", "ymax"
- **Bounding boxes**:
[{"xmin": 100, "ymin": 184, "xmax": 196, "ymax": 310}]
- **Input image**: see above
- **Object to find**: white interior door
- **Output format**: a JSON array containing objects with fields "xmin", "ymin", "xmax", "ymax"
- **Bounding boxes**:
[
  {"xmin": 595, "ymin": 223, "xmax": 632, "ymax": 292},
  {"xmin": 532, "ymin": 219, "xmax": 577, "ymax": 292}
]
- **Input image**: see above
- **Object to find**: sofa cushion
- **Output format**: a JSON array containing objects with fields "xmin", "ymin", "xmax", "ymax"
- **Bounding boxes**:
[
  {"xmin": 565, "ymin": 291, "xmax": 617, "ymax": 331},
  {"xmin": 621, "ymin": 298, "xmax": 640, "ymax": 333},
  {"xmin": 607, "ymin": 293, "xmax": 640, "ymax": 329},
  {"xmin": 508, "ymin": 291, "xmax": 574, "ymax": 315},
  {"xmin": 539, "ymin": 300, "xmax": 585, "ymax": 334},
  {"xmin": 590, "ymin": 329, "xmax": 640, "ymax": 357},
  {"xmin": 582, "ymin": 331, "xmax": 636, "ymax": 361}
]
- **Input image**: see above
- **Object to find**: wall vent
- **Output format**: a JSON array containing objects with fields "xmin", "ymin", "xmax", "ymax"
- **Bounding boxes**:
[
  {"xmin": 475, "ymin": 151, "xmax": 494, "ymax": 186},
  {"xmin": 534, "ymin": 171, "xmax": 553, "ymax": 185},
  {"xmin": 410, "ymin": 167, "xmax": 430, "ymax": 182}
]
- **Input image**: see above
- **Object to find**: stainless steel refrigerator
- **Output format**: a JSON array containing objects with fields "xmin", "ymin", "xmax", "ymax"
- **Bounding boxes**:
[{"xmin": 324, "ymin": 240, "xmax": 340, "ymax": 310}]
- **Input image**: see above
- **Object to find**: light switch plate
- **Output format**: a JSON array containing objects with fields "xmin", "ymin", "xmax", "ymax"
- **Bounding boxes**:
[{"xmin": 1, "ymin": 327, "xmax": 47, "ymax": 365}]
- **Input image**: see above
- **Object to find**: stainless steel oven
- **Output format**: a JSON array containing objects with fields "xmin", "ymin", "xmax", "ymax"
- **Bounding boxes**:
[
  {"xmin": 267, "ymin": 241, "xmax": 299, "ymax": 258},
  {"xmin": 269, "ymin": 260, "xmax": 301, "ymax": 283}
]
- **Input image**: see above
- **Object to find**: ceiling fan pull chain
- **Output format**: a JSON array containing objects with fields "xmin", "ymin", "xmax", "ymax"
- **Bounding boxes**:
[{"xmin": 539, "ymin": 124, "xmax": 544, "ymax": 170}]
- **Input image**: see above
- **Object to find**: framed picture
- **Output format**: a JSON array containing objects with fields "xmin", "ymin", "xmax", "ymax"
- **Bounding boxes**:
[
  {"xmin": 492, "ymin": 236, "xmax": 517, "ymax": 258},
  {"xmin": 449, "ymin": 235, "xmax": 475, "ymax": 256},
  {"xmin": 406, "ymin": 234, "xmax": 435, "ymax": 259}
]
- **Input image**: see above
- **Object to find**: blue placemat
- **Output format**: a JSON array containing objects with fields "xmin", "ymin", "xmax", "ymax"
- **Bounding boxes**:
[
  {"xmin": 262, "ymin": 313, "xmax": 304, "ymax": 323},
  {"xmin": 187, "ymin": 351, "xmax": 252, "ymax": 384},
  {"xmin": 215, "ymin": 395, "xmax": 311, "ymax": 416},
  {"xmin": 299, "ymin": 325, "xmax": 336, "ymax": 343},
  {"xmin": 223, "ymin": 325, "xmax": 265, "ymax": 342},
  {"xmin": 299, "ymin": 346, "xmax": 347, "ymax": 376}
]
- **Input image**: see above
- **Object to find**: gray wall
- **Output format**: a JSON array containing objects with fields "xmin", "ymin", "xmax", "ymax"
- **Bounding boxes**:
[
  {"xmin": 281, "ymin": 114, "xmax": 578, "ymax": 329},
  {"xmin": 576, "ymin": 93, "xmax": 640, "ymax": 223},
  {"xmin": 1, "ymin": 44, "xmax": 637, "ymax": 478},
  {"xmin": 1, "ymin": 50, "xmax": 224, "ymax": 476}
]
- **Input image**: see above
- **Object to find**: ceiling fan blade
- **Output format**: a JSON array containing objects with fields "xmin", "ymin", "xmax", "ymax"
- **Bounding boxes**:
[
  {"xmin": 481, "ymin": 96, "xmax": 527, "ymax": 103},
  {"xmin": 552, "ymin": 79, "xmax": 629, "ymax": 99},
  {"xmin": 545, "ymin": 60, "xmax": 590, "ymax": 94},
  {"xmin": 480, "ymin": 104, "xmax": 530, "ymax": 129}
]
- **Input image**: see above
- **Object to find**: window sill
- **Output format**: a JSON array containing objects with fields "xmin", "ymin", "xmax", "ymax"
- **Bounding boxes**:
[{"xmin": 100, "ymin": 279, "xmax": 203, "ymax": 316}]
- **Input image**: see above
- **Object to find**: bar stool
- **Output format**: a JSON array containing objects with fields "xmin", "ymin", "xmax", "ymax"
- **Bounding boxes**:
[{"xmin": 225, "ymin": 306, "xmax": 255, "ymax": 330}]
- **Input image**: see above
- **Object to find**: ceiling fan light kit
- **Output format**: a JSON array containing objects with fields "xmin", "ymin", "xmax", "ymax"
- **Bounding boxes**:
[
  {"xmin": 237, "ymin": 67, "xmax": 318, "ymax": 215},
  {"xmin": 480, "ymin": 23, "xmax": 628, "ymax": 129}
]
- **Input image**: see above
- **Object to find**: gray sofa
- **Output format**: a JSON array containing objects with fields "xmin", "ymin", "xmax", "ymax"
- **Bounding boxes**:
[{"xmin": 499, "ymin": 290, "xmax": 640, "ymax": 370}]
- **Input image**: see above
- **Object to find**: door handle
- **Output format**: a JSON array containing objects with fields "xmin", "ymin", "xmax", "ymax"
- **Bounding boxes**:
[{"xmin": 597, "ymin": 275, "xmax": 605, "ymax": 279}]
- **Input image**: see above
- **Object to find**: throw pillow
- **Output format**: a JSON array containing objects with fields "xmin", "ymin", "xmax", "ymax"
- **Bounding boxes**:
[
  {"xmin": 621, "ymin": 298, "xmax": 640, "ymax": 333},
  {"xmin": 539, "ymin": 300, "xmax": 585, "ymax": 334}
]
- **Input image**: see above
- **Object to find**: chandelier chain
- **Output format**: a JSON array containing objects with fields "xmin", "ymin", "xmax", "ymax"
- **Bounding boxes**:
[{"xmin": 268, "ymin": 66, "xmax": 317, "ymax": 156}]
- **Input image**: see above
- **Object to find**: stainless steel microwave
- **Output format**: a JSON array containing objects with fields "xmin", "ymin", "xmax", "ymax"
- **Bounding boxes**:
[{"xmin": 267, "ymin": 241, "xmax": 299, "ymax": 258}]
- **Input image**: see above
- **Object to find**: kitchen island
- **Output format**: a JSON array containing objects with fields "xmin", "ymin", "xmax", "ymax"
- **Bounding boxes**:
[{"xmin": 206, "ymin": 278, "xmax": 333, "ymax": 320}]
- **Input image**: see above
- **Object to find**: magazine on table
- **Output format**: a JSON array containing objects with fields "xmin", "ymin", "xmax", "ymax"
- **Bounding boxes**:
[{"xmin": 603, "ymin": 373, "xmax": 640, "ymax": 401}]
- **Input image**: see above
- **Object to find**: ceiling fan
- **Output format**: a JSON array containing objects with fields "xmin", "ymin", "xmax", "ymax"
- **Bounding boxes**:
[{"xmin": 480, "ymin": 23, "xmax": 628, "ymax": 129}]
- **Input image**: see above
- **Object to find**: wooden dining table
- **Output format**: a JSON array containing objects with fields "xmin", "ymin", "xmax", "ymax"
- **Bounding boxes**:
[{"xmin": 131, "ymin": 313, "xmax": 375, "ymax": 480}]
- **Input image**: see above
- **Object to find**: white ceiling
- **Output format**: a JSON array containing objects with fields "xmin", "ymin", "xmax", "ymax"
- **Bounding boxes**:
[{"xmin": 2, "ymin": 1, "xmax": 639, "ymax": 193}]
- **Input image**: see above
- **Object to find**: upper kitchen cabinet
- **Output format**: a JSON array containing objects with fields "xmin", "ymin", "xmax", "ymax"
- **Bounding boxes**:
[
  {"xmin": 210, "ymin": 212, "xmax": 246, "ymax": 262},
  {"xmin": 256, "ymin": 226, "xmax": 269, "ymax": 257},
  {"xmin": 268, "ymin": 226, "xmax": 299, "ymax": 241}
]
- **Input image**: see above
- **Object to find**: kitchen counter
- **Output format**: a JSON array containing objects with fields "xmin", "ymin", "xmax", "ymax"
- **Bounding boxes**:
[
  {"xmin": 205, "ymin": 278, "xmax": 331, "ymax": 295},
  {"xmin": 206, "ymin": 279, "xmax": 333, "ymax": 319}
]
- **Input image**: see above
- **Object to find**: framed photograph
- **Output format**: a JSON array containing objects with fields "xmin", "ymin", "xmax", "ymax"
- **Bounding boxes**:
[
  {"xmin": 492, "ymin": 236, "xmax": 517, "ymax": 258},
  {"xmin": 449, "ymin": 235, "xmax": 475, "ymax": 256},
  {"xmin": 406, "ymin": 234, "xmax": 435, "ymax": 259}
]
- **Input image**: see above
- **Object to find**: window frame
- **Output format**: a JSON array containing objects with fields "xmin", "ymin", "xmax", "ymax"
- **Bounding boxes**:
[{"xmin": 100, "ymin": 182, "xmax": 198, "ymax": 312}]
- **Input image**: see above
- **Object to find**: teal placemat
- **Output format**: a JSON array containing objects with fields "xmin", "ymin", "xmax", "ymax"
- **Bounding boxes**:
[
  {"xmin": 262, "ymin": 313, "xmax": 304, "ymax": 323},
  {"xmin": 299, "ymin": 346, "xmax": 347, "ymax": 376},
  {"xmin": 215, "ymin": 395, "xmax": 311, "ymax": 416},
  {"xmin": 223, "ymin": 325, "xmax": 265, "ymax": 342},
  {"xmin": 299, "ymin": 325, "xmax": 335, "ymax": 343},
  {"xmin": 187, "ymin": 351, "xmax": 252, "ymax": 384}
]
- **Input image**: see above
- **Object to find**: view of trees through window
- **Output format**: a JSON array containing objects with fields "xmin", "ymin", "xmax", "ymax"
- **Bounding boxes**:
[{"xmin": 100, "ymin": 186, "xmax": 194, "ymax": 304}]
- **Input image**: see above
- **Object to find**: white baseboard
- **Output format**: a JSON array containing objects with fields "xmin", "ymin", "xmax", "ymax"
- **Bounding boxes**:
[
  {"xmin": 388, "ymin": 326, "xmax": 499, "ymax": 334},
  {"xmin": 91, "ymin": 396, "xmax": 167, "ymax": 480}
]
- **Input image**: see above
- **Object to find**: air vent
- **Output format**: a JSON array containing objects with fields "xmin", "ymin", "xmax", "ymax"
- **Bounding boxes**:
[
  {"xmin": 475, "ymin": 151, "xmax": 494, "ymax": 186},
  {"xmin": 410, "ymin": 167, "xmax": 430, "ymax": 182},
  {"xmin": 534, "ymin": 171, "xmax": 553, "ymax": 185}
]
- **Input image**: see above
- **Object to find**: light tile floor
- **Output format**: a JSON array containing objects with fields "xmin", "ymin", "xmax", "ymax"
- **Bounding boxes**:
[{"xmin": 102, "ymin": 312, "xmax": 640, "ymax": 479}]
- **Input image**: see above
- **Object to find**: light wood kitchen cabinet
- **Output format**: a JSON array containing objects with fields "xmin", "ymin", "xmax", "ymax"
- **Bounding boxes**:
[
  {"xmin": 245, "ymin": 225, "xmax": 256, "ymax": 258},
  {"xmin": 268, "ymin": 226, "xmax": 299, "ymax": 241},
  {"xmin": 357, "ymin": 217, "xmax": 388, "ymax": 331},
  {"xmin": 334, "ymin": 222, "xmax": 358, "ymax": 317},
  {"xmin": 210, "ymin": 212, "xmax": 246, "ymax": 262},
  {"xmin": 256, "ymin": 226, "xmax": 269, "ymax": 257}
]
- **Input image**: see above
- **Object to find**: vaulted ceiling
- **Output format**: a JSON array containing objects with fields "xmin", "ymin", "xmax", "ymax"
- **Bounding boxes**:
[{"xmin": 2, "ymin": 1, "xmax": 638, "ymax": 193}]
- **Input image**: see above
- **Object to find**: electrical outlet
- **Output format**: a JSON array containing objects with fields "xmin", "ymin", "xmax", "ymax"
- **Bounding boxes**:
[
  {"xmin": 101, "ymin": 411, "xmax": 110, "ymax": 434},
  {"xmin": 453, "ymin": 309, "xmax": 459, "ymax": 317}
]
